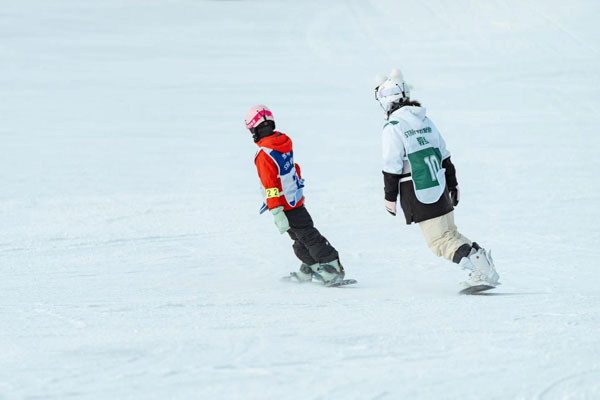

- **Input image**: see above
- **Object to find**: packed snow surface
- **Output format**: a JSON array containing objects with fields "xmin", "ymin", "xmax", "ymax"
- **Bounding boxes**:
[{"xmin": 2, "ymin": 0, "xmax": 600, "ymax": 399}]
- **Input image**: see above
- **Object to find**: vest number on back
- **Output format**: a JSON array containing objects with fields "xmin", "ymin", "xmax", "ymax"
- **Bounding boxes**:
[
  {"xmin": 408, "ymin": 147, "xmax": 443, "ymax": 190},
  {"xmin": 424, "ymin": 155, "xmax": 441, "ymax": 181}
]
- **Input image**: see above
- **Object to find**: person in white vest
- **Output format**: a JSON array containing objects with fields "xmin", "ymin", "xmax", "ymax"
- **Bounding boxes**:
[{"xmin": 374, "ymin": 68, "xmax": 500, "ymax": 293}]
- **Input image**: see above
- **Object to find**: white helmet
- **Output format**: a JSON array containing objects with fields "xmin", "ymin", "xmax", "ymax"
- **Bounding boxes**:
[{"xmin": 374, "ymin": 68, "xmax": 410, "ymax": 113}]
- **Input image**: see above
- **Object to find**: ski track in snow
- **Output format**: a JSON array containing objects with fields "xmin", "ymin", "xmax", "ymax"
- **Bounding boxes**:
[{"xmin": 1, "ymin": 0, "xmax": 600, "ymax": 399}]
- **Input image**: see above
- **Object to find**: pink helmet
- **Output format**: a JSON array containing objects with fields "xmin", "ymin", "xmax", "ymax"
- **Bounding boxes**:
[{"xmin": 245, "ymin": 105, "xmax": 274, "ymax": 130}]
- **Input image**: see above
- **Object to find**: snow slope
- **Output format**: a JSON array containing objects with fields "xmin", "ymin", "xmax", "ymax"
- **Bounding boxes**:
[{"xmin": 1, "ymin": 0, "xmax": 600, "ymax": 399}]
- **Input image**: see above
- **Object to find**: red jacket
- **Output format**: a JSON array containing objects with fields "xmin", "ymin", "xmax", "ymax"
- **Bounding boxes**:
[{"xmin": 255, "ymin": 132, "xmax": 304, "ymax": 211}]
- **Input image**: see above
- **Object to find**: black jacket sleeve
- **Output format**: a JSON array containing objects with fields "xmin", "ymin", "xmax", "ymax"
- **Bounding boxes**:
[
  {"xmin": 442, "ymin": 157, "xmax": 458, "ymax": 189},
  {"xmin": 382, "ymin": 171, "xmax": 402, "ymax": 202}
]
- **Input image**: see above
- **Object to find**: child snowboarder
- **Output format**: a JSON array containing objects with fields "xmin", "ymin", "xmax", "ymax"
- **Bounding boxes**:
[
  {"xmin": 245, "ymin": 105, "xmax": 348, "ymax": 285},
  {"xmin": 374, "ymin": 69, "xmax": 500, "ymax": 293}
]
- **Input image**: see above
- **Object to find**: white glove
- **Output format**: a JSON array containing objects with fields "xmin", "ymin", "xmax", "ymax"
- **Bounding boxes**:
[
  {"xmin": 270, "ymin": 206, "xmax": 290, "ymax": 234},
  {"xmin": 384, "ymin": 200, "xmax": 397, "ymax": 216}
]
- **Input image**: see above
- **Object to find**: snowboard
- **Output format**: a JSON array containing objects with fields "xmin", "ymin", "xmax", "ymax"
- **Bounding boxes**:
[
  {"xmin": 324, "ymin": 278, "xmax": 358, "ymax": 287},
  {"xmin": 459, "ymin": 284, "xmax": 496, "ymax": 295},
  {"xmin": 280, "ymin": 274, "xmax": 357, "ymax": 287}
]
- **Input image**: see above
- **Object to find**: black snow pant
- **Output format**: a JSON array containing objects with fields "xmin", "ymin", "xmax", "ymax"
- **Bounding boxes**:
[{"xmin": 284, "ymin": 205, "xmax": 338, "ymax": 265}]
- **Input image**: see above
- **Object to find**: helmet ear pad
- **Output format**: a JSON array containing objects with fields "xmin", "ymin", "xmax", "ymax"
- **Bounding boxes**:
[{"xmin": 251, "ymin": 120, "xmax": 276, "ymax": 143}]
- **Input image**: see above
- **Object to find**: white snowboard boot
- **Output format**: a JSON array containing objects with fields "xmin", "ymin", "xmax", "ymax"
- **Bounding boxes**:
[
  {"xmin": 459, "ymin": 246, "xmax": 500, "ymax": 290},
  {"xmin": 312, "ymin": 259, "xmax": 345, "ymax": 284},
  {"xmin": 288, "ymin": 263, "xmax": 316, "ymax": 282}
]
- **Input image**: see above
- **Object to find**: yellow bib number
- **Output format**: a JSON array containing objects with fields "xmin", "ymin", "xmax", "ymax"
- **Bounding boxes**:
[{"xmin": 265, "ymin": 187, "xmax": 280, "ymax": 198}]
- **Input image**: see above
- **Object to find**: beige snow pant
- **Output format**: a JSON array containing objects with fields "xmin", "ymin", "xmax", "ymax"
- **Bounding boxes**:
[{"xmin": 418, "ymin": 211, "xmax": 471, "ymax": 262}]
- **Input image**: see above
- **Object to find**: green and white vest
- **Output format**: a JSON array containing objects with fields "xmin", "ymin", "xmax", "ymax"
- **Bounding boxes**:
[{"xmin": 382, "ymin": 106, "xmax": 450, "ymax": 204}]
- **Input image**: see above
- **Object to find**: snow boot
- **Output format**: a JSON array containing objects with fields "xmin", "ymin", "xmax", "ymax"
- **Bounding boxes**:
[
  {"xmin": 459, "ymin": 244, "xmax": 500, "ymax": 290},
  {"xmin": 288, "ymin": 263, "xmax": 315, "ymax": 282},
  {"xmin": 312, "ymin": 259, "xmax": 345, "ymax": 284}
]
